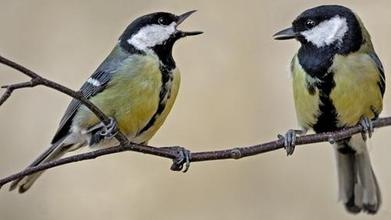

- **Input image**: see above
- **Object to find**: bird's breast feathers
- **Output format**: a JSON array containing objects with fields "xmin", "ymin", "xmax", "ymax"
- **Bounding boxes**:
[
  {"xmin": 330, "ymin": 53, "xmax": 383, "ymax": 126},
  {"xmin": 291, "ymin": 55, "xmax": 320, "ymax": 129},
  {"xmin": 292, "ymin": 52, "xmax": 383, "ymax": 129}
]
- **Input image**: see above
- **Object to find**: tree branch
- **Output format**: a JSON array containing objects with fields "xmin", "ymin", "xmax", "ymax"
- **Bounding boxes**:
[{"xmin": 1, "ymin": 54, "xmax": 390, "ymax": 188}]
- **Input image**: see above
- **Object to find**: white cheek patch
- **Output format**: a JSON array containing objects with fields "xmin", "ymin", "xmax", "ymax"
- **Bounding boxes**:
[
  {"xmin": 302, "ymin": 15, "xmax": 348, "ymax": 48},
  {"xmin": 127, "ymin": 22, "xmax": 176, "ymax": 50}
]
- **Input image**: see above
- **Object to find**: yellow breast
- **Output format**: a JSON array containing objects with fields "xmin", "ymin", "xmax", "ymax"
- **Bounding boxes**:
[
  {"xmin": 330, "ymin": 53, "xmax": 383, "ymax": 126},
  {"xmin": 291, "ymin": 52, "xmax": 383, "ymax": 130},
  {"xmin": 133, "ymin": 68, "xmax": 180, "ymax": 143},
  {"xmin": 291, "ymin": 55, "xmax": 320, "ymax": 129}
]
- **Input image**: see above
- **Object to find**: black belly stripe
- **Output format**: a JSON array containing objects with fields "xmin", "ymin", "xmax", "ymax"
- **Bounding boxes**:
[
  {"xmin": 138, "ymin": 64, "xmax": 173, "ymax": 134},
  {"xmin": 312, "ymin": 72, "xmax": 338, "ymax": 133}
]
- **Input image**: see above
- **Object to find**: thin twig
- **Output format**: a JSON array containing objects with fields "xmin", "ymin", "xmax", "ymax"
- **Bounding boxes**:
[
  {"xmin": 1, "ymin": 54, "xmax": 390, "ymax": 188},
  {"xmin": 0, "ymin": 80, "xmax": 35, "ymax": 105}
]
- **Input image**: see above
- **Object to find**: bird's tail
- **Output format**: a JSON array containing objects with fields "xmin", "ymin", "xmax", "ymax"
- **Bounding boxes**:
[
  {"xmin": 334, "ymin": 134, "xmax": 381, "ymax": 214},
  {"xmin": 9, "ymin": 137, "xmax": 70, "ymax": 193}
]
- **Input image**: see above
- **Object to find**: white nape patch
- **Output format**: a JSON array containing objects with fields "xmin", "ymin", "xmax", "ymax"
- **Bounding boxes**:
[
  {"xmin": 302, "ymin": 15, "xmax": 348, "ymax": 48},
  {"xmin": 87, "ymin": 78, "xmax": 101, "ymax": 87},
  {"xmin": 127, "ymin": 22, "xmax": 176, "ymax": 51}
]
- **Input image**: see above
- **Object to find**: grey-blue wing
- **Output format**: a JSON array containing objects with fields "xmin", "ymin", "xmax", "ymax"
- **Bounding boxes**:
[
  {"xmin": 50, "ymin": 70, "xmax": 113, "ymax": 143},
  {"xmin": 50, "ymin": 45, "xmax": 133, "ymax": 144}
]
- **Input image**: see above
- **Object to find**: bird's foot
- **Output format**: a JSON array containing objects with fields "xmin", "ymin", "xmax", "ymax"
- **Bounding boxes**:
[
  {"xmin": 359, "ymin": 117, "xmax": 374, "ymax": 141},
  {"xmin": 161, "ymin": 146, "xmax": 191, "ymax": 172},
  {"xmin": 278, "ymin": 129, "xmax": 306, "ymax": 156},
  {"xmin": 99, "ymin": 117, "xmax": 118, "ymax": 139},
  {"xmin": 86, "ymin": 117, "xmax": 118, "ymax": 146}
]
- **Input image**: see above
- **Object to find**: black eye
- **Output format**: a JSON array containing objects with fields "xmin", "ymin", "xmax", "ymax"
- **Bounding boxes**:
[
  {"xmin": 158, "ymin": 17, "xmax": 165, "ymax": 24},
  {"xmin": 305, "ymin": 19, "xmax": 316, "ymax": 29}
]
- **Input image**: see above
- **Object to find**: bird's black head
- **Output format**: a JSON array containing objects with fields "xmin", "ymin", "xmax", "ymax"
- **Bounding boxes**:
[
  {"xmin": 119, "ymin": 11, "xmax": 202, "ymax": 55},
  {"xmin": 274, "ymin": 5, "xmax": 363, "ymax": 54}
]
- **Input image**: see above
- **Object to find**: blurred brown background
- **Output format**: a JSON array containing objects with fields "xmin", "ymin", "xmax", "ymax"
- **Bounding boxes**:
[{"xmin": 0, "ymin": 0, "xmax": 390, "ymax": 219}]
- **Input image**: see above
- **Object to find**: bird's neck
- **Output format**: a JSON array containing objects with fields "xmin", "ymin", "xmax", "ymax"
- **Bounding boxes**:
[
  {"xmin": 298, "ymin": 45, "xmax": 336, "ymax": 78},
  {"xmin": 120, "ymin": 40, "xmax": 176, "ymax": 71},
  {"xmin": 151, "ymin": 43, "xmax": 176, "ymax": 71}
]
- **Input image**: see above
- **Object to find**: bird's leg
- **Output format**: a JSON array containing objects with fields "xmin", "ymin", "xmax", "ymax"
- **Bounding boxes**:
[
  {"xmin": 160, "ymin": 146, "xmax": 191, "ymax": 172},
  {"xmin": 359, "ymin": 117, "xmax": 374, "ymax": 141},
  {"xmin": 278, "ymin": 129, "xmax": 307, "ymax": 156}
]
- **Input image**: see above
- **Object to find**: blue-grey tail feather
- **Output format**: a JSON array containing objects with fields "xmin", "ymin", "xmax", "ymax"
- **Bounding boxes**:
[
  {"xmin": 9, "ymin": 136, "xmax": 69, "ymax": 193},
  {"xmin": 335, "ymin": 141, "xmax": 381, "ymax": 214}
]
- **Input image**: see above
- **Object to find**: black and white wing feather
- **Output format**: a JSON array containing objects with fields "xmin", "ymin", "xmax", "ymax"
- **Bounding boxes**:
[{"xmin": 51, "ymin": 70, "xmax": 114, "ymax": 143}]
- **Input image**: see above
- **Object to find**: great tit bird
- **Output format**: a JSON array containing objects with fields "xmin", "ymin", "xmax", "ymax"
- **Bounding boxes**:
[
  {"xmin": 9, "ymin": 11, "xmax": 202, "ymax": 193},
  {"xmin": 274, "ymin": 5, "xmax": 384, "ymax": 214}
]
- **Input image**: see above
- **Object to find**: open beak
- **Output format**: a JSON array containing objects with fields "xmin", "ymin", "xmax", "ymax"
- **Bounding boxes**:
[
  {"xmin": 176, "ymin": 10, "xmax": 203, "ymax": 37},
  {"xmin": 273, "ymin": 27, "xmax": 297, "ymax": 40}
]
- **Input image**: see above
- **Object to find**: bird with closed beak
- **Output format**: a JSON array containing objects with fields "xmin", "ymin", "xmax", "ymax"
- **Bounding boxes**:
[
  {"xmin": 9, "ymin": 11, "xmax": 202, "ymax": 193},
  {"xmin": 274, "ymin": 5, "xmax": 384, "ymax": 214}
]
